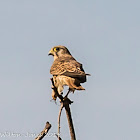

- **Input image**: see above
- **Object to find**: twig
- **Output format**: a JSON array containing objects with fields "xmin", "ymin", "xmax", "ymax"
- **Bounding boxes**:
[
  {"xmin": 35, "ymin": 122, "xmax": 51, "ymax": 140},
  {"xmin": 57, "ymin": 103, "xmax": 63, "ymax": 140},
  {"xmin": 63, "ymin": 97, "xmax": 76, "ymax": 140},
  {"xmin": 51, "ymin": 78, "xmax": 76, "ymax": 140}
]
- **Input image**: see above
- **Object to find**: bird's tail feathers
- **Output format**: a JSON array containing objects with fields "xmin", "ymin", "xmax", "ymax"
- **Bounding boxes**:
[
  {"xmin": 65, "ymin": 78, "xmax": 85, "ymax": 90},
  {"xmin": 86, "ymin": 73, "xmax": 91, "ymax": 76}
]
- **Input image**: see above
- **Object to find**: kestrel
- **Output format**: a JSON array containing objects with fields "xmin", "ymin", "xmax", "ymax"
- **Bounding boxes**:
[{"xmin": 48, "ymin": 45, "xmax": 90, "ymax": 100}]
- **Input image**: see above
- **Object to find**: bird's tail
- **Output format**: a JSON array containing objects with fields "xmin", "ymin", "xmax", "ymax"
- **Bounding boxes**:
[
  {"xmin": 86, "ymin": 73, "xmax": 91, "ymax": 76},
  {"xmin": 65, "ymin": 77, "xmax": 85, "ymax": 90}
]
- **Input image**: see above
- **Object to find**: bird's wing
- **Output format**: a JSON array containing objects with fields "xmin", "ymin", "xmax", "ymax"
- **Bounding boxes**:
[{"xmin": 50, "ymin": 56, "xmax": 86, "ymax": 77}]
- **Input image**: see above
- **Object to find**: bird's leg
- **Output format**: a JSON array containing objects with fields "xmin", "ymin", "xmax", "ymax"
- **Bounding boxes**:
[{"xmin": 65, "ymin": 88, "xmax": 71, "ymax": 98}]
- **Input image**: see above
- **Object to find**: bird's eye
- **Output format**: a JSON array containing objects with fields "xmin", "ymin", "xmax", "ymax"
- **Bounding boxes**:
[{"xmin": 54, "ymin": 47, "xmax": 60, "ymax": 52}]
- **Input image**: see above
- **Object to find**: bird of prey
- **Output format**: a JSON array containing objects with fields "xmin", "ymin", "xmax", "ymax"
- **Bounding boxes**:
[{"xmin": 48, "ymin": 45, "xmax": 90, "ymax": 100}]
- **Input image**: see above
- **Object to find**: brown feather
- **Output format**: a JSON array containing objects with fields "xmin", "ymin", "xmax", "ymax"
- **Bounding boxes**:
[
  {"xmin": 49, "ymin": 46, "xmax": 90, "ymax": 100},
  {"xmin": 50, "ymin": 56, "xmax": 87, "ymax": 83}
]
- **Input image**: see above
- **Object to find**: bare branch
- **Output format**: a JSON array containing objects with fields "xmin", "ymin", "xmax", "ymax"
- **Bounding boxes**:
[
  {"xmin": 63, "ymin": 97, "xmax": 76, "ymax": 140},
  {"xmin": 35, "ymin": 122, "xmax": 51, "ymax": 140},
  {"xmin": 51, "ymin": 78, "xmax": 76, "ymax": 140},
  {"xmin": 55, "ymin": 134, "xmax": 62, "ymax": 140},
  {"xmin": 58, "ymin": 103, "xmax": 63, "ymax": 140}
]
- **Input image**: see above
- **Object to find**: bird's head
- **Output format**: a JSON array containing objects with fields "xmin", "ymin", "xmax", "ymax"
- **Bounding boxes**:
[{"xmin": 48, "ymin": 45, "xmax": 71, "ymax": 60}]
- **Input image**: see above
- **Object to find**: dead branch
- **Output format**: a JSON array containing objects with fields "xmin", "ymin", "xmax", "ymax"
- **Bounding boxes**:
[
  {"xmin": 34, "ymin": 79, "xmax": 76, "ymax": 140},
  {"xmin": 51, "ymin": 78, "xmax": 76, "ymax": 140},
  {"xmin": 63, "ymin": 97, "xmax": 76, "ymax": 140},
  {"xmin": 35, "ymin": 122, "xmax": 51, "ymax": 140},
  {"xmin": 57, "ymin": 103, "xmax": 63, "ymax": 140}
]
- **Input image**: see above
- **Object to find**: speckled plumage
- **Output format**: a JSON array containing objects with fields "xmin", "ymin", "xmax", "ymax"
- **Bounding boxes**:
[{"xmin": 48, "ymin": 45, "xmax": 89, "ymax": 100}]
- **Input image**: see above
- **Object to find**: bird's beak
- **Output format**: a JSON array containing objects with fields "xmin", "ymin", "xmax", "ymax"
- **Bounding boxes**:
[{"xmin": 48, "ymin": 49, "xmax": 54, "ymax": 56}]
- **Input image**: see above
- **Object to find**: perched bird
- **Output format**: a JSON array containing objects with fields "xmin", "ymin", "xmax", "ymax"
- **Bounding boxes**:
[{"xmin": 48, "ymin": 45, "xmax": 90, "ymax": 100}]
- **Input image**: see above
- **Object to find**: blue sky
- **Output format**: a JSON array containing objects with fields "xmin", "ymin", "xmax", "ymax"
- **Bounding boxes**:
[{"xmin": 0, "ymin": 0, "xmax": 140, "ymax": 140}]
